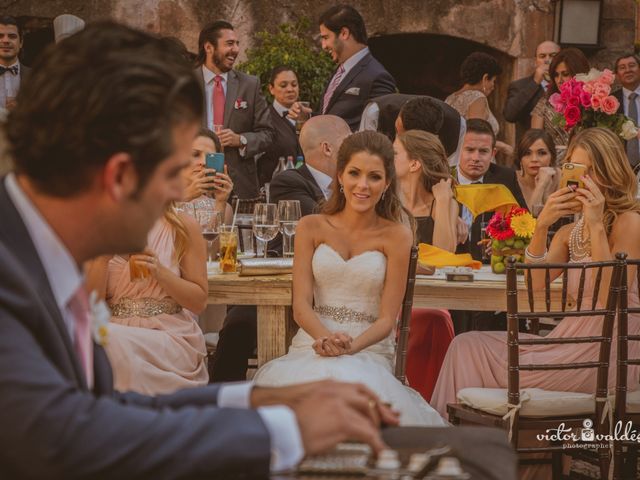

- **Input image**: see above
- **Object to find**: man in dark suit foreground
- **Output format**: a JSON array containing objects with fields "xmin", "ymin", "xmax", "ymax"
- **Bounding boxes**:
[
  {"xmin": 614, "ymin": 53, "xmax": 640, "ymax": 167},
  {"xmin": 211, "ymin": 115, "xmax": 352, "ymax": 382},
  {"xmin": 0, "ymin": 22, "xmax": 400, "ymax": 479}
]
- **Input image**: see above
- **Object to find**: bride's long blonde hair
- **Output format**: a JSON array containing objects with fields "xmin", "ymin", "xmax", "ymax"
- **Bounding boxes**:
[
  {"xmin": 164, "ymin": 203, "xmax": 189, "ymax": 263},
  {"xmin": 566, "ymin": 127, "xmax": 640, "ymax": 233}
]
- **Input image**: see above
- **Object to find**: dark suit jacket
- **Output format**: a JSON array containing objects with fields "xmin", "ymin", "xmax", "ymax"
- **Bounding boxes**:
[
  {"xmin": 257, "ymin": 104, "xmax": 301, "ymax": 187},
  {"xmin": 503, "ymin": 75, "xmax": 545, "ymax": 141},
  {"xmin": 455, "ymin": 163, "xmax": 527, "ymax": 261},
  {"xmin": 267, "ymin": 165, "xmax": 325, "ymax": 254},
  {"xmin": 195, "ymin": 67, "xmax": 275, "ymax": 199},
  {"xmin": 371, "ymin": 93, "xmax": 461, "ymax": 157},
  {"xmin": 614, "ymin": 88, "xmax": 625, "ymax": 115},
  {"xmin": 321, "ymin": 52, "xmax": 396, "ymax": 131},
  {"xmin": 0, "ymin": 179, "xmax": 271, "ymax": 479}
]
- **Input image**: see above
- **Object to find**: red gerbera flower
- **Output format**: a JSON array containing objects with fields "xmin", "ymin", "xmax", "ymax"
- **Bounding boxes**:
[{"xmin": 486, "ymin": 212, "xmax": 515, "ymax": 240}]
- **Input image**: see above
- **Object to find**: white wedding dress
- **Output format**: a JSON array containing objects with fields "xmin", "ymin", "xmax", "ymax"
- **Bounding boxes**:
[{"xmin": 253, "ymin": 243, "xmax": 447, "ymax": 426}]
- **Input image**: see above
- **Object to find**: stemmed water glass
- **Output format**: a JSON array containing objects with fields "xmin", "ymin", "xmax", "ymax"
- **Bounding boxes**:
[
  {"xmin": 253, "ymin": 203, "xmax": 278, "ymax": 259},
  {"xmin": 196, "ymin": 209, "xmax": 221, "ymax": 262},
  {"xmin": 278, "ymin": 200, "xmax": 301, "ymax": 257}
]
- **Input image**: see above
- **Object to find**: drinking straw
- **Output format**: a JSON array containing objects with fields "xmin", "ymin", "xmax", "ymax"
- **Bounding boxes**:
[{"xmin": 231, "ymin": 199, "xmax": 240, "ymax": 229}]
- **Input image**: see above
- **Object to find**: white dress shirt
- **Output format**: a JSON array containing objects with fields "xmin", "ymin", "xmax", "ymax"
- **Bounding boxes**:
[
  {"xmin": 0, "ymin": 61, "xmax": 22, "ymax": 108},
  {"xmin": 4, "ymin": 173, "xmax": 304, "ymax": 472},
  {"xmin": 306, "ymin": 163, "xmax": 333, "ymax": 200},
  {"xmin": 272, "ymin": 99, "xmax": 295, "ymax": 127},
  {"xmin": 202, "ymin": 65, "xmax": 228, "ymax": 131},
  {"xmin": 457, "ymin": 169, "xmax": 484, "ymax": 229}
]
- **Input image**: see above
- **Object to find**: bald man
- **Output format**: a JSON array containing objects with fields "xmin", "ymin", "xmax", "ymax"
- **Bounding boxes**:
[
  {"xmin": 503, "ymin": 40, "xmax": 560, "ymax": 142},
  {"xmin": 210, "ymin": 115, "xmax": 351, "ymax": 382}
]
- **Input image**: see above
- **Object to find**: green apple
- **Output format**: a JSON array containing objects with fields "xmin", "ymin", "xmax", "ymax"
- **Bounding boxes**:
[
  {"xmin": 505, "ymin": 238, "xmax": 515, "ymax": 247},
  {"xmin": 493, "ymin": 262, "xmax": 506, "ymax": 274},
  {"xmin": 491, "ymin": 239, "xmax": 501, "ymax": 249},
  {"xmin": 513, "ymin": 239, "xmax": 525, "ymax": 250}
]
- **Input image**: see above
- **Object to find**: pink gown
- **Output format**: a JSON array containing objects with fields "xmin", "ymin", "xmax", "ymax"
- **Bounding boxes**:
[
  {"xmin": 104, "ymin": 219, "xmax": 208, "ymax": 395},
  {"xmin": 432, "ymin": 258, "xmax": 640, "ymax": 418}
]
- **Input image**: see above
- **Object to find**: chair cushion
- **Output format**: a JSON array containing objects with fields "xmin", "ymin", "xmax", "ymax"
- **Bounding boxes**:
[{"xmin": 457, "ymin": 387, "xmax": 595, "ymax": 417}]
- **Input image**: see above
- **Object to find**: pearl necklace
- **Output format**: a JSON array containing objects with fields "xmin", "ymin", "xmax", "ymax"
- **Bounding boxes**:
[{"xmin": 569, "ymin": 216, "xmax": 592, "ymax": 261}]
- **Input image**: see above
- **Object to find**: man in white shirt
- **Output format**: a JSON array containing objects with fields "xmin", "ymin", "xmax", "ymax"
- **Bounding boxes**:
[
  {"xmin": 195, "ymin": 20, "xmax": 274, "ymax": 199},
  {"xmin": 0, "ymin": 16, "xmax": 30, "ymax": 111},
  {"xmin": 614, "ymin": 53, "xmax": 640, "ymax": 167},
  {"xmin": 0, "ymin": 22, "xmax": 397, "ymax": 479}
]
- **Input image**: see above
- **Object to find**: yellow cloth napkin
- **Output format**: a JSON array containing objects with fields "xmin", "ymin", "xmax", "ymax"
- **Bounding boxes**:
[
  {"xmin": 418, "ymin": 243, "xmax": 482, "ymax": 270},
  {"xmin": 455, "ymin": 184, "xmax": 518, "ymax": 220}
]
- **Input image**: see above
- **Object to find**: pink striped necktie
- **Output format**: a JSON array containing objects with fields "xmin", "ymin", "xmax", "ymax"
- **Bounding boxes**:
[
  {"xmin": 68, "ymin": 285, "xmax": 94, "ymax": 388},
  {"xmin": 322, "ymin": 64, "xmax": 345, "ymax": 114}
]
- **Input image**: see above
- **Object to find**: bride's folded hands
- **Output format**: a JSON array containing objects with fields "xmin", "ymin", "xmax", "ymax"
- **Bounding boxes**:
[{"xmin": 312, "ymin": 331, "xmax": 354, "ymax": 356}]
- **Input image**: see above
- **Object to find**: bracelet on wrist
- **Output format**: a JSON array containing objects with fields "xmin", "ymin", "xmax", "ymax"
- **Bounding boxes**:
[{"xmin": 524, "ymin": 246, "xmax": 548, "ymax": 263}]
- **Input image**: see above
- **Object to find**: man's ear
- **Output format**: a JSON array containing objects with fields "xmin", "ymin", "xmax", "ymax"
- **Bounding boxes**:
[
  {"xmin": 492, "ymin": 147, "xmax": 497, "ymax": 158},
  {"xmin": 205, "ymin": 41, "xmax": 215, "ymax": 56},
  {"xmin": 102, "ymin": 153, "xmax": 138, "ymax": 201},
  {"xmin": 339, "ymin": 26, "xmax": 350, "ymax": 41},
  {"xmin": 321, "ymin": 141, "xmax": 332, "ymax": 157}
]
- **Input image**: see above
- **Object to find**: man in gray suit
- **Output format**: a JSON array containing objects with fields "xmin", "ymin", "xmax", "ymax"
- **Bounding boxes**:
[
  {"xmin": 195, "ymin": 20, "xmax": 274, "ymax": 199},
  {"xmin": 0, "ymin": 21, "xmax": 398, "ymax": 479}
]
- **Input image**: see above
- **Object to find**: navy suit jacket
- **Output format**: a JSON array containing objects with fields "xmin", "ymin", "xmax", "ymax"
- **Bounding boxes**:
[
  {"xmin": 503, "ymin": 75, "xmax": 545, "ymax": 142},
  {"xmin": 0, "ymin": 179, "xmax": 271, "ymax": 479},
  {"xmin": 196, "ymin": 67, "xmax": 275, "ymax": 199},
  {"xmin": 614, "ymin": 88, "xmax": 626, "ymax": 115},
  {"xmin": 321, "ymin": 52, "xmax": 396, "ymax": 131}
]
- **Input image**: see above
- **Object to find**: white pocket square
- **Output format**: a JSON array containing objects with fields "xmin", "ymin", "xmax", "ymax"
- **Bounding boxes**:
[{"xmin": 345, "ymin": 87, "xmax": 360, "ymax": 95}]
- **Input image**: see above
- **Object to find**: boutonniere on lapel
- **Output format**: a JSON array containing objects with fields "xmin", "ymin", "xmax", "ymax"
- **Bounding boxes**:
[
  {"xmin": 89, "ymin": 290, "xmax": 110, "ymax": 346},
  {"xmin": 234, "ymin": 98, "xmax": 248, "ymax": 110}
]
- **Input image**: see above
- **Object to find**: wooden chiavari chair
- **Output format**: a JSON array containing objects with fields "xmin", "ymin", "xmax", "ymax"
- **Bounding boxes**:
[
  {"xmin": 394, "ymin": 246, "xmax": 419, "ymax": 384},
  {"xmin": 447, "ymin": 254, "xmax": 626, "ymax": 479}
]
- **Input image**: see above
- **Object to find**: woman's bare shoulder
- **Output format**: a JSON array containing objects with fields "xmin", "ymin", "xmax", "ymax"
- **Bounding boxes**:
[{"xmin": 381, "ymin": 220, "xmax": 413, "ymax": 246}]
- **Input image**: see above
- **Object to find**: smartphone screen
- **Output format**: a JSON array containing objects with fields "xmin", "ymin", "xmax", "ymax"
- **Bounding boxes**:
[{"xmin": 205, "ymin": 152, "xmax": 225, "ymax": 173}]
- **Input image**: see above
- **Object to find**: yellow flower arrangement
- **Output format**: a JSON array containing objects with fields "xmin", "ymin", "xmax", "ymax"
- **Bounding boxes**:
[{"xmin": 509, "ymin": 211, "xmax": 536, "ymax": 239}]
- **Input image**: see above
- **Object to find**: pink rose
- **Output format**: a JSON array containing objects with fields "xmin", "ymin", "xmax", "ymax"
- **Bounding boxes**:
[
  {"xmin": 560, "ymin": 89, "xmax": 572, "ymax": 102},
  {"xmin": 594, "ymin": 82, "xmax": 611, "ymax": 98},
  {"xmin": 601, "ymin": 95, "xmax": 620, "ymax": 115},
  {"xmin": 583, "ymin": 82, "xmax": 595, "ymax": 95},
  {"xmin": 579, "ymin": 90, "xmax": 592, "ymax": 108},
  {"xmin": 564, "ymin": 105, "xmax": 581, "ymax": 127},
  {"xmin": 572, "ymin": 82, "xmax": 585, "ymax": 97},
  {"xmin": 567, "ymin": 96, "xmax": 580, "ymax": 107},
  {"xmin": 591, "ymin": 95, "xmax": 602, "ymax": 111},
  {"xmin": 599, "ymin": 69, "xmax": 614, "ymax": 85},
  {"xmin": 549, "ymin": 93, "xmax": 565, "ymax": 113}
]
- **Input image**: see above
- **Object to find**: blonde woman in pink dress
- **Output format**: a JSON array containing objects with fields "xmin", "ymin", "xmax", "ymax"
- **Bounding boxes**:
[
  {"xmin": 86, "ymin": 207, "xmax": 209, "ymax": 395},
  {"xmin": 432, "ymin": 128, "xmax": 640, "ymax": 475}
]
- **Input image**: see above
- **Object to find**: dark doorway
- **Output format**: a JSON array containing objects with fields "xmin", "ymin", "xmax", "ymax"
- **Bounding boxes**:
[
  {"xmin": 369, "ymin": 33, "xmax": 514, "ymax": 143},
  {"xmin": 17, "ymin": 16, "xmax": 54, "ymax": 67}
]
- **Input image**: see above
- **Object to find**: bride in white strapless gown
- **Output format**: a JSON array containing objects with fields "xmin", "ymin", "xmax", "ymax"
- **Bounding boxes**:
[{"xmin": 253, "ymin": 242, "xmax": 447, "ymax": 426}]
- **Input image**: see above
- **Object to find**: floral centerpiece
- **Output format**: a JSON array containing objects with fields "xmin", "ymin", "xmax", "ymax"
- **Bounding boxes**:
[
  {"xmin": 549, "ymin": 68, "xmax": 638, "ymax": 141},
  {"xmin": 485, "ymin": 207, "xmax": 536, "ymax": 274}
]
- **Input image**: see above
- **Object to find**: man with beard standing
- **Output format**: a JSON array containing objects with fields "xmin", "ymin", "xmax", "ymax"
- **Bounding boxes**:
[{"xmin": 196, "ymin": 21, "xmax": 274, "ymax": 200}]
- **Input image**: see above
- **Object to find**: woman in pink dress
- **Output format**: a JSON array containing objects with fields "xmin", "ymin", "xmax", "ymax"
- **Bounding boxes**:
[
  {"xmin": 86, "ymin": 206, "xmax": 209, "ymax": 395},
  {"xmin": 432, "ymin": 128, "xmax": 640, "ymax": 474}
]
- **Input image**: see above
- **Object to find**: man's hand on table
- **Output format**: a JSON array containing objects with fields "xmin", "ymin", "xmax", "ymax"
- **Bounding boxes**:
[{"xmin": 251, "ymin": 380, "xmax": 400, "ymax": 455}]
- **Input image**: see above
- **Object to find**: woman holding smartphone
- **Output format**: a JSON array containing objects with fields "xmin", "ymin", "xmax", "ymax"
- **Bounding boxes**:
[
  {"xmin": 182, "ymin": 128, "xmax": 233, "ymax": 224},
  {"xmin": 432, "ymin": 129, "xmax": 640, "ymax": 476}
]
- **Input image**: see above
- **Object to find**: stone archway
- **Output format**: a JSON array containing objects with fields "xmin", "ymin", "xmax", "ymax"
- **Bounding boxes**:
[{"xmin": 369, "ymin": 32, "xmax": 515, "ymax": 146}]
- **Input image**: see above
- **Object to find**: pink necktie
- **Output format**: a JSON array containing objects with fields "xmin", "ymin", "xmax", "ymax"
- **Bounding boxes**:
[
  {"xmin": 68, "ymin": 286, "xmax": 94, "ymax": 388},
  {"xmin": 213, "ymin": 75, "xmax": 225, "ymax": 128},
  {"xmin": 322, "ymin": 64, "xmax": 345, "ymax": 114}
]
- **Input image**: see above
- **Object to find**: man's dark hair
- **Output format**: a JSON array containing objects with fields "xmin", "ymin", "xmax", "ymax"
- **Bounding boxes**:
[
  {"xmin": 460, "ymin": 52, "xmax": 502, "ymax": 85},
  {"xmin": 0, "ymin": 16, "xmax": 21, "ymax": 38},
  {"xmin": 6, "ymin": 21, "xmax": 203, "ymax": 197},
  {"xmin": 319, "ymin": 5, "xmax": 367, "ymax": 45},
  {"xmin": 465, "ymin": 118, "xmax": 496, "ymax": 147},
  {"xmin": 268, "ymin": 65, "xmax": 298, "ymax": 85},
  {"xmin": 196, "ymin": 20, "xmax": 234, "ymax": 66},
  {"xmin": 614, "ymin": 53, "xmax": 640, "ymax": 73},
  {"xmin": 399, "ymin": 97, "xmax": 444, "ymax": 134}
]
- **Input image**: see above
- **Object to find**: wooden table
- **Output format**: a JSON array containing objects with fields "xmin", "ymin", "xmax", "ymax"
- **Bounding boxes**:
[{"xmin": 208, "ymin": 265, "xmax": 573, "ymax": 367}]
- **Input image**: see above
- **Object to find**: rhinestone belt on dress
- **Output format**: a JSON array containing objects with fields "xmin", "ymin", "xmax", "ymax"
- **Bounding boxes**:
[
  {"xmin": 313, "ymin": 305, "xmax": 376, "ymax": 324},
  {"xmin": 110, "ymin": 297, "xmax": 182, "ymax": 317}
]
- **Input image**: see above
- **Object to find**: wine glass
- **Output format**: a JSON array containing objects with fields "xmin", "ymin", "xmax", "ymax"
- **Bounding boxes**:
[
  {"xmin": 253, "ymin": 203, "xmax": 278, "ymax": 258},
  {"xmin": 278, "ymin": 200, "xmax": 301, "ymax": 257},
  {"xmin": 196, "ymin": 209, "xmax": 221, "ymax": 262},
  {"xmin": 174, "ymin": 202, "xmax": 196, "ymax": 217}
]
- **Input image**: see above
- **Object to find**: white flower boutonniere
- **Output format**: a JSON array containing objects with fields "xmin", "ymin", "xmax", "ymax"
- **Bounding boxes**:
[
  {"xmin": 89, "ymin": 290, "xmax": 111, "ymax": 346},
  {"xmin": 234, "ymin": 98, "xmax": 248, "ymax": 110}
]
